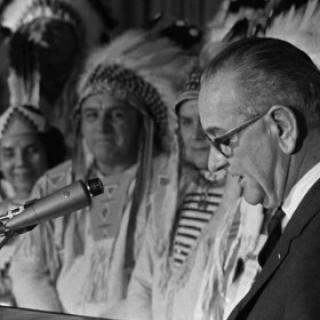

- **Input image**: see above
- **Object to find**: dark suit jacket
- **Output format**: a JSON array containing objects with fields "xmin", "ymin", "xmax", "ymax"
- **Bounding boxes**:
[{"xmin": 227, "ymin": 178, "xmax": 320, "ymax": 320}]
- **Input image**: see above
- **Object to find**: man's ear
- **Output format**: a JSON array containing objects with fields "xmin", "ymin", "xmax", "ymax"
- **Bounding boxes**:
[{"xmin": 266, "ymin": 105, "xmax": 298, "ymax": 154}]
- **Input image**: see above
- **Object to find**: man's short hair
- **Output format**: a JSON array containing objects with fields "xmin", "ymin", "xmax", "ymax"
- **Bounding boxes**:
[{"xmin": 202, "ymin": 37, "xmax": 320, "ymax": 124}]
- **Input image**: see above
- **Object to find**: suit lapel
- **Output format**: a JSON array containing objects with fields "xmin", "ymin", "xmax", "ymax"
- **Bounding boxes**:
[{"xmin": 230, "ymin": 178, "xmax": 320, "ymax": 319}]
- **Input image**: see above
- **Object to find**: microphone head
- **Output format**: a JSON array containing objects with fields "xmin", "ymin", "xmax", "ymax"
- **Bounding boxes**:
[{"xmin": 87, "ymin": 178, "xmax": 104, "ymax": 197}]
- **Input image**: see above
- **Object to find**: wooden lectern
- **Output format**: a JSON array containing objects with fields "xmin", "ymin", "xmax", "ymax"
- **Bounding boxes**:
[{"xmin": 0, "ymin": 306, "xmax": 113, "ymax": 320}]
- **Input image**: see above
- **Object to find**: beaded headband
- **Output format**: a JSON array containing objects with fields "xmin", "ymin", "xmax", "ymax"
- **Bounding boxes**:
[
  {"xmin": 175, "ymin": 64, "xmax": 202, "ymax": 113},
  {"xmin": 0, "ymin": 104, "xmax": 47, "ymax": 139}
]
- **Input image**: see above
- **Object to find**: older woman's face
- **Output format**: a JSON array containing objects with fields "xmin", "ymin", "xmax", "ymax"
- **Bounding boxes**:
[
  {"xmin": 179, "ymin": 99, "xmax": 211, "ymax": 170},
  {"xmin": 81, "ymin": 91, "xmax": 141, "ymax": 168},
  {"xmin": 0, "ymin": 133, "xmax": 47, "ymax": 197}
]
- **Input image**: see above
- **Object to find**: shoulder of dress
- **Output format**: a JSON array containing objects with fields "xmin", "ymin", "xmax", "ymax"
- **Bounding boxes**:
[{"xmin": 45, "ymin": 160, "xmax": 73, "ymax": 177}]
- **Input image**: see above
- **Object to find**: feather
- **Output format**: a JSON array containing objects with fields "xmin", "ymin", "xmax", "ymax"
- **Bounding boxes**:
[
  {"xmin": 8, "ymin": 27, "xmax": 42, "ymax": 108},
  {"xmin": 201, "ymin": 14, "xmax": 248, "ymax": 67},
  {"xmin": 1, "ymin": 0, "xmax": 112, "ymax": 50},
  {"xmin": 265, "ymin": 0, "xmax": 320, "ymax": 67},
  {"xmin": 7, "ymin": 68, "xmax": 40, "ymax": 108},
  {"xmin": 201, "ymin": 0, "xmax": 254, "ymax": 67}
]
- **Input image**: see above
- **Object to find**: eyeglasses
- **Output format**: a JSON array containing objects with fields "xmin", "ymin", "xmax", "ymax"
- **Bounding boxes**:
[{"xmin": 206, "ymin": 112, "xmax": 266, "ymax": 158}]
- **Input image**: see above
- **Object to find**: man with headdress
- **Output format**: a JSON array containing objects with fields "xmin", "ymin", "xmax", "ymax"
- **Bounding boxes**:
[
  {"xmin": 118, "ymin": 11, "xmax": 271, "ymax": 319},
  {"xmin": 1, "ymin": 0, "xmax": 115, "ymax": 147},
  {"xmin": 107, "ymin": 59, "xmax": 238, "ymax": 320},
  {"xmin": 9, "ymin": 29, "xmax": 190, "ymax": 317}
]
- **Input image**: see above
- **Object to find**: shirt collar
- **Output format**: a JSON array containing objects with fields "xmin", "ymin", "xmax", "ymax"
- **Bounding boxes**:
[
  {"xmin": 200, "ymin": 168, "xmax": 226, "ymax": 182},
  {"xmin": 282, "ymin": 162, "xmax": 320, "ymax": 229}
]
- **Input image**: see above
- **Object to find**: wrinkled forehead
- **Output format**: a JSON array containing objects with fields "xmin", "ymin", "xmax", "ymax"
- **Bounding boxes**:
[
  {"xmin": 178, "ymin": 99, "xmax": 199, "ymax": 117},
  {"xmin": 199, "ymin": 70, "xmax": 243, "ymax": 131}
]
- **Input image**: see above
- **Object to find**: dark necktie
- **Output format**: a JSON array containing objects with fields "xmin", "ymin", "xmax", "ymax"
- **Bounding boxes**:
[{"xmin": 258, "ymin": 207, "xmax": 285, "ymax": 268}]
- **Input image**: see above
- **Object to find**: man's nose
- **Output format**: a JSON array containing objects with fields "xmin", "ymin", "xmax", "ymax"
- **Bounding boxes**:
[
  {"xmin": 194, "ymin": 120, "xmax": 206, "ymax": 140},
  {"xmin": 208, "ymin": 145, "xmax": 228, "ymax": 172},
  {"xmin": 15, "ymin": 150, "xmax": 26, "ymax": 166},
  {"xmin": 101, "ymin": 113, "xmax": 113, "ymax": 133}
]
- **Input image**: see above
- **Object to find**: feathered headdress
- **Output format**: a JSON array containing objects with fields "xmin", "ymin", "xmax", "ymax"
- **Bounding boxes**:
[
  {"xmin": 202, "ymin": 0, "xmax": 272, "ymax": 66},
  {"xmin": 200, "ymin": 0, "xmax": 250, "ymax": 67},
  {"xmin": 0, "ymin": 17, "xmax": 49, "ymax": 139},
  {"xmin": 75, "ymin": 30, "xmax": 192, "ymax": 272},
  {"xmin": 264, "ymin": 0, "xmax": 320, "ymax": 67},
  {"xmin": 173, "ymin": 1, "xmax": 232, "ymax": 115},
  {"xmin": 0, "ymin": 0, "xmax": 115, "ymax": 137},
  {"xmin": 75, "ymin": 30, "xmax": 192, "ymax": 187},
  {"xmin": 77, "ymin": 29, "xmax": 192, "ymax": 148},
  {"xmin": 174, "ymin": 61, "xmax": 202, "ymax": 114},
  {"xmin": 75, "ymin": 28, "xmax": 191, "ymax": 203},
  {"xmin": 0, "ymin": 0, "xmax": 115, "ymax": 49},
  {"xmin": 1, "ymin": 0, "xmax": 115, "ymax": 89},
  {"xmin": 0, "ymin": 65, "xmax": 47, "ymax": 139},
  {"xmin": 0, "ymin": 103, "xmax": 47, "ymax": 139}
]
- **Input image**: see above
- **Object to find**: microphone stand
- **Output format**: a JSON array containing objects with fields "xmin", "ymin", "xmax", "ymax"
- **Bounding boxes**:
[
  {"xmin": 0, "ymin": 231, "xmax": 16, "ymax": 250},
  {"xmin": 0, "ymin": 220, "xmax": 16, "ymax": 250},
  {"xmin": 0, "ymin": 220, "xmax": 36, "ymax": 250}
]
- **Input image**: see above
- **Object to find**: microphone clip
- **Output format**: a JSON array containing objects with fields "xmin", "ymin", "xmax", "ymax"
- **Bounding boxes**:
[{"xmin": 0, "ymin": 200, "xmax": 37, "ymax": 236}]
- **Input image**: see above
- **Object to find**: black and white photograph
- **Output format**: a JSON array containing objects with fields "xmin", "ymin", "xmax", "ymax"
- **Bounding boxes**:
[{"xmin": 0, "ymin": 0, "xmax": 319, "ymax": 319}]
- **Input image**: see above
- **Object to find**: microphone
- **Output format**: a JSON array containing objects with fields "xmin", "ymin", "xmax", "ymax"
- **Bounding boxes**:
[{"xmin": 3, "ymin": 178, "xmax": 104, "ymax": 232}]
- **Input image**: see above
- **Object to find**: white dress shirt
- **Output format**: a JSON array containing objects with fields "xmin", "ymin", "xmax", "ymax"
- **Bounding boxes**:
[{"xmin": 282, "ymin": 162, "xmax": 320, "ymax": 230}]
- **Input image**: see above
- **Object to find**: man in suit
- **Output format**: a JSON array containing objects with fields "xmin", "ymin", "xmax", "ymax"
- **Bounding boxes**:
[{"xmin": 198, "ymin": 37, "xmax": 320, "ymax": 319}]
